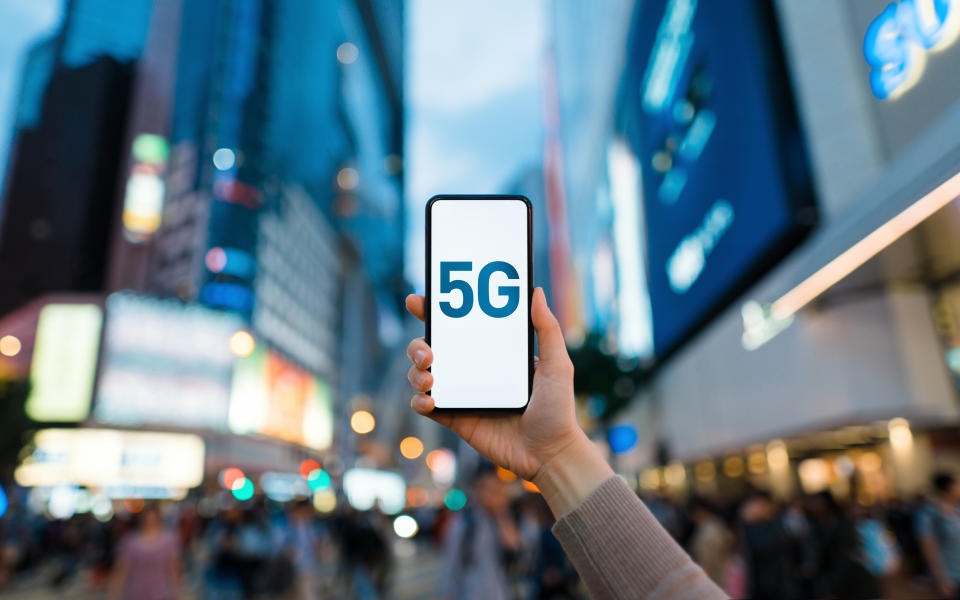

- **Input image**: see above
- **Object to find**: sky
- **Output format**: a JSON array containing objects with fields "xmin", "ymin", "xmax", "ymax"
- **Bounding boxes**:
[
  {"xmin": 0, "ymin": 1, "xmax": 62, "ymax": 199},
  {"xmin": 404, "ymin": 0, "xmax": 546, "ymax": 289}
]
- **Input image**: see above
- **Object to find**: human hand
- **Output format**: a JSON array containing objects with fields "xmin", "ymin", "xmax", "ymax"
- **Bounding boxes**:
[
  {"xmin": 405, "ymin": 287, "xmax": 582, "ymax": 481},
  {"xmin": 406, "ymin": 288, "xmax": 613, "ymax": 516}
]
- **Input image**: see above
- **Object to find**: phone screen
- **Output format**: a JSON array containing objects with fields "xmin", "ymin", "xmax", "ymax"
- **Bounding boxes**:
[{"xmin": 427, "ymin": 197, "xmax": 532, "ymax": 411}]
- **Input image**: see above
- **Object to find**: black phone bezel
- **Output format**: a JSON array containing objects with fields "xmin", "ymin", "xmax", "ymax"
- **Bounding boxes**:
[{"xmin": 425, "ymin": 194, "xmax": 534, "ymax": 413}]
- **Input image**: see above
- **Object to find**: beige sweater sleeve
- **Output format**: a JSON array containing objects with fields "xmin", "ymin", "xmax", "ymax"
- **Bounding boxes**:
[{"xmin": 552, "ymin": 477, "xmax": 727, "ymax": 600}]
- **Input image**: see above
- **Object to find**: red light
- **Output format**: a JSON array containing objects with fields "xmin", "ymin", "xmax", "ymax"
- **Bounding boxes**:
[
  {"xmin": 299, "ymin": 459, "xmax": 321, "ymax": 479},
  {"xmin": 221, "ymin": 467, "xmax": 245, "ymax": 490}
]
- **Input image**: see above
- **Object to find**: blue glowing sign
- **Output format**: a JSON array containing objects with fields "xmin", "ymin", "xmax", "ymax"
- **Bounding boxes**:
[
  {"xmin": 863, "ymin": 0, "xmax": 960, "ymax": 99},
  {"xmin": 618, "ymin": 0, "xmax": 815, "ymax": 361},
  {"xmin": 608, "ymin": 424, "xmax": 639, "ymax": 455}
]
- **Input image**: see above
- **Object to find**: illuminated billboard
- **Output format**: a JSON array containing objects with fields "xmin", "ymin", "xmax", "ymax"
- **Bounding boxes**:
[
  {"xmin": 616, "ymin": 0, "xmax": 816, "ymax": 361},
  {"xmin": 14, "ymin": 428, "xmax": 205, "ymax": 495},
  {"xmin": 229, "ymin": 346, "xmax": 333, "ymax": 450},
  {"xmin": 26, "ymin": 304, "xmax": 103, "ymax": 422},
  {"xmin": 94, "ymin": 293, "xmax": 243, "ymax": 430}
]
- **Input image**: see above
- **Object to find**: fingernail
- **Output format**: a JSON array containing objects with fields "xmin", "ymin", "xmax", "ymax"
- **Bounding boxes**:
[{"xmin": 414, "ymin": 350, "xmax": 427, "ymax": 366}]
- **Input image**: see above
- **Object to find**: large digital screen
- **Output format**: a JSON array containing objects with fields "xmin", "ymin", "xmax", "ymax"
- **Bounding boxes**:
[
  {"xmin": 94, "ymin": 293, "xmax": 242, "ymax": 429},
  {"xmin": 228, "ymin": 345, "xmax": 333, "ymax": 450},
  {"xmin": 616, "ymin": 0, "xmax": 816, "ymax": 360},
  {"xmin": 26, "ymin": 304, "xmax": 103, "ymax": 422},
  {"xmin": 14, "ymin": 428, "xmax": 205, "ymax": 496}
]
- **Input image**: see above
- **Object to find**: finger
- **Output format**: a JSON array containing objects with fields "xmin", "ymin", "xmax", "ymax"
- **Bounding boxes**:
[
  {"xmin": 410, "ymin": 394, "xmax": 453, "ymax": 428},
  {"xmin": 405, "ymin": 338, "xmax": 432, "ymax": 368},
  {"xmin": 405, "ymin": 294, "xmax": 426, "ymax": 322},
  {"xmin": 531, "ymin": 287, "xmax": 568, "ymax": 365},
  {"xmin": 407, "ymin": 364, "xmax": 433, "ymax": 393}
]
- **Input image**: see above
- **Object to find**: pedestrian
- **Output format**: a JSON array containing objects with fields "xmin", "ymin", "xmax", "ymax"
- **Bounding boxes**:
[
  {"xmin": 740, "ymin": 490, "xmax": 796, "ymax": 600},
  {"xmin": 687, "ymin": 497, "xmax": 732, "ymax": 588},
  {"xmin": 442, "ymin": 463, "xmax": 522, "ymax": 600},
  {"xmin": 405, "ymin": 289, "xmax": 725, "ymax": 599},
  {"xmin": 917, "ymin": 472, "xmax": 960, "ymax": 598},
  {"xmin": 808, "ymin": 491, "xmax": 878, "ymax": 599},
  {"xmin": 108, "ymin": 504, "xmax": 181, "ymax": 600}
]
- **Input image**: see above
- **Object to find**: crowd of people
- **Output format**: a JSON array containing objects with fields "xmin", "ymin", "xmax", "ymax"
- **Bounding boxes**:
[{"xmin": 1, "ymin": 469, "xmax": 959, "ymax": 599}]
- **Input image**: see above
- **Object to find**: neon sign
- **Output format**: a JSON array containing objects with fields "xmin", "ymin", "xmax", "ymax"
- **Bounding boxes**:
[{"xmin": 863, "ymin": 0, "xmax": 960, "ymax": 100}]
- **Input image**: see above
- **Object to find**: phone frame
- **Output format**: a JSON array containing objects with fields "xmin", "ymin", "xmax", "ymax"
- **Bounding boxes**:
[{"xmin": 425, "ymin": 194, "xmax": 534, "ymax": 413}]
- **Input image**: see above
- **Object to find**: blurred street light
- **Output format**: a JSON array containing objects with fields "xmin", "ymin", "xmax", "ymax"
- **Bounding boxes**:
[
  {"xmin": 220, "ymin": 467, "xmax": 245, "ymax": 489},
  {"xmin": 350, "ymin": 410, "xmax": 375, "ymax": 434},
  {"xmin": 229, "ymin": 330, "xmax": 255, "ymax": 357},
  {"xmin": 399, "ymin": 436, "xmax": 424, "ymax": 459},
  {"xmin": 336, "ymin": 167, "xmax": 359, "ymax": 190},
  {"xmin": 425, "ymin": 448, "xmax": 456, "ymax": 484},
  {"xmin": 337, "ymin": 42, "xmax": 359, "ymax": 64},
  {"xmin": 313, "ymin": 489, "xmax": 336, "ymax": 513},
  {"xmin": 0, "ymin": 335, "xmax": 21, "ymax": 357},
  {"xmin": 393, "ymin": 514, "xmax": 418, "ymax": 538},
  {"xmin": 231, "ymin": 477, "xmax": 255, "ymax": 501},
  {"xmin": 444, "ymin": 488, "xmax": 467, "ymax": 511},
  {"xmin": 299, "ymin": 459, "xmax": 321, "ymax": 479},
  {"xmin": 212, "ymin": 148, "xmax": 236, "ymax": 171}
]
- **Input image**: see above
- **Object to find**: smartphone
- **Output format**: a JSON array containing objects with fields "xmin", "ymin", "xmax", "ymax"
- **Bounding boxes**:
[{"xmin": 425, "ymin": 195, "xmax": 533, "ymax": 412}]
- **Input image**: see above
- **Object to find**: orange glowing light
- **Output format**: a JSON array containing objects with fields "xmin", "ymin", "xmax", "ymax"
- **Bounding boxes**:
[
  {"xmin": 0, "ymin": 335, "xmax": 21, "ymax": 357},
  {"xmin": 124, "ymin": 498, "xmax": 145, "ymax": 513},
  {"xmin": 521, "ymin": 480, "xmax": 540, "ymax": 493},
  {"xmin": 406, "ymin": 486, "xmax": 429, "ymax": 507},
  {"xmin": 400, "ymin": 436, "xmax": 424, "ymax": 459},
  {"xmin": 221, "ymin": 467, "xmax": 246, "ymax": 489},
  {"xmin": 299, "ymin": 460, "xmax": 321, "ymax": 479},
  {"xmin": 350, "ymin": 410, "xmax": 375, "ymax": 434},
  {"xmin": 496, "ymin": 466, "xmax": 517, "ymax": 482},
  {"xmin": 229, "ymin": 330, "xmax": 255, "ymax": 357}
]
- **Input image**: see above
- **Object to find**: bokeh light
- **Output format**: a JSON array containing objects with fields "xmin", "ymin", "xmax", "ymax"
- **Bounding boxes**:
[
  {"xmin": 299, "ymin": 459, "xmax": 321, "ymax": 479},
  {"xmin": 393, "ymin": 514, "xmax": 418, "ymax": 538},
  {"xmin": 313, "ymin": 489, "xmax": 336, "ymax": 513},
  {"xmin": 205, "ymin": 247, "xmax": 227, "ymax": 272},
  {"xmin": 521, "ymin": 480, "xmax": 540, "ymax": 494},
  {"xmin": 399, "ymin": 436, "xmax": 423, "ymax": 459},
  {"xmin": 444, "ymin": 488, "xmax": 467, "ymax": 511},
  {"xmin": 336, "ymin": 167, "xmax": 359, "ymax": 190},
  {"xmin": 91, "ymin": 495, "xmax": 113, "ymax": 522},
  {"xmin": 608, "ymin": 423, "xmax": 639, "ymax": 454},
  {"xmin": 0, "ymin": 335, "xmax": 21, "ymax": 357},
  {"xmin": 426, "ymin": 448, "xmax": 456, "ymax": 485},
  {"xmin": 124, "ymin": 498, "xmax": 145, "ymax": 514},
  {"xmin": 311, "ymin": 472, "xmax": 330, "ymax": 492},
  {"xmin": 350, "ymin": 410, "xmax": 375, "ymax": 434},
  {"xmin": 220, "ymin": 467, "xmax": 245, "ymax": 489},
  {"xmin": 231, "ymin": 477, "xmax": 255, "ymax": 501},
  {"xmin": 0, "ymin": 484, "xmax": 8, "ymax": 518},
  {"xmin": 336, "ymin": 42, "xmax": 359, "ymax": 64},
  {"xmin": 229, "ymin": 330, "xmax": 255, "ymax": 357},
  {"xmin": 406, "ymin": 486, "xmax": 429, "ymax": 507},
  {"xmin": 212, "ymin": 147, "xmax": 236, "ymax": 170}
]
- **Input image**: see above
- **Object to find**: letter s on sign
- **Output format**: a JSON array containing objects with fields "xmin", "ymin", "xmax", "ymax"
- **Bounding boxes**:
[{"xmin": 863, "ymin": 0, "xmax": 960, "ymax": 100}]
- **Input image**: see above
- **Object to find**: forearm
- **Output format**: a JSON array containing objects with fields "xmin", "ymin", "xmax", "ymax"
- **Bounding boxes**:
[
  {"xmin": 532, "ymin": 433, "xmax": 614, "ymax": 518},
  {"xmin": 537, "ymin": 440, "xmax": 725, "ymax": 600}
]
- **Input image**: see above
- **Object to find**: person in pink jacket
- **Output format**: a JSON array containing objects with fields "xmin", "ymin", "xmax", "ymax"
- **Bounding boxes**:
[{"xmin": 405, "ymin": 288, "xmax": 726, "ymax": 600}]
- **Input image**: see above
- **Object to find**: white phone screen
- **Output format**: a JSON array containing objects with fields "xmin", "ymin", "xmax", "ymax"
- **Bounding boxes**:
[{"xmin": 428, "ymin": 198, "xmax": 531, "ymax": 410}]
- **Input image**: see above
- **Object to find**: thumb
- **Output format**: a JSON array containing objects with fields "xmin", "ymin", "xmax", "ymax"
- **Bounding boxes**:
[{"xmin": 531, "ymin": 287, "xmax": 568, "ymax": 365}]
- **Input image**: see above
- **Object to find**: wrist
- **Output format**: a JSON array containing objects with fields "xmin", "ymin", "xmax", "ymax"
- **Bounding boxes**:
[{"xmin": 532, "ymin": 432, "xmax": 614, "ymax": 519}]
